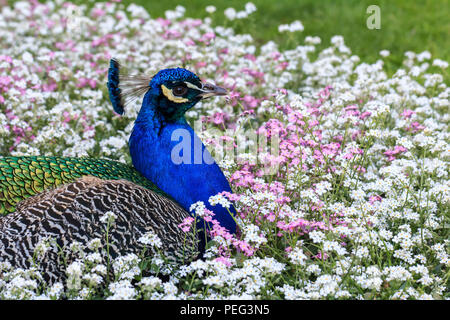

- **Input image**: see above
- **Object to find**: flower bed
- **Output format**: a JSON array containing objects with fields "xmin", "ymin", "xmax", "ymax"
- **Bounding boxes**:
[{"xmin": 0, "ymin": 1, "xmax": 448, "ymax": 299}]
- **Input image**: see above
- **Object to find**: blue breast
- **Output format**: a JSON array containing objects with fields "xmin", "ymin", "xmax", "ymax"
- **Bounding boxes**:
[{"xmin": 129, "ymin": 96, "xmax": 237, "ymax": 237}]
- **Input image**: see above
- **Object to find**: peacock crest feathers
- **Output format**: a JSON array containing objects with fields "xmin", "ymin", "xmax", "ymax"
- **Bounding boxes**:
[
  {"xmin": 107, "ymin": 59, "xmax": 152, "ymax": 115},
  {"xmin": 107, "ymin": 59, "xmax": 203, "ymax": 116}
]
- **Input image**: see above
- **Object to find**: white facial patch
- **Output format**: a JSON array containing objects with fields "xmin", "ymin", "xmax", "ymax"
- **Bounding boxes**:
[
  {"xmin": 184, "ymin": 81, "xmax": 219, "ymax": 99},
  {"xmin": 161, "ymin": 84, "xmax": 189, "ymax": 103},
  {"xmin": 184, "ymin": 81, "xmax": 204, "ymax": 91}
]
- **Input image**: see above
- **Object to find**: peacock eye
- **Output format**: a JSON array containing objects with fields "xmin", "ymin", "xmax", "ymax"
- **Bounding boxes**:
[{"xmin": 172, "ymin": 85, "xmax": 188, "ymax": 96}]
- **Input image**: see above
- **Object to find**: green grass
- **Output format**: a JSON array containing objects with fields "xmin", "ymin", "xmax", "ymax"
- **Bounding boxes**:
[
  {"xmin": 8, "ymin": 0, "xmax": 450, "ymax": 75},
  {"xmin": 71, "ymin": 0, "xmax": 449, "ymax": 68}
]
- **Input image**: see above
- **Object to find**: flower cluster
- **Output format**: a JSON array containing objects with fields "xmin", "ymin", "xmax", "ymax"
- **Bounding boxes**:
[{"xmin": 0, "ymin": 1, "xmax": 448, "ymax": 300}]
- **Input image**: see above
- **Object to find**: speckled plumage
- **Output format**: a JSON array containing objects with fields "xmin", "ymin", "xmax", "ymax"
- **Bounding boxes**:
[
  {"xmin": 0, "ymin": 176, "xmax": 199, "ymax": 284},
  {"xmin": 0, "ymin": 156, "xmax": 166, "ymax": 216}
]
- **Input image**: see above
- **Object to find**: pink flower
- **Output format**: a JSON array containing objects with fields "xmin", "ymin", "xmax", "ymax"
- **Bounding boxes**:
[
  {"xmin": 178, "ymin": 216, "xmax": 195, "ymax": 233},
  {"xmin": 244, "ymin": 54, "xmax": 256, "ymax": 61},
  {"xmin": 92, "ymin": 8, "xmax": 106, "ymax": 18},
  {"xmin": 234, "ymin": 240, "xmax": 254, "ymax": 257},
  {"xmin": 343, "ymin": 152, "xmax": 354, "ymax": 160},
  {"xmin": 0, "ymin": 55, "xmax": 13, "ymax": 64},
  {"xmin": 409, "ymin": 122, "xmax": 425, "ymax": 133},
  {"xmin": 313, "ymin": 251, "xmax": 328, "ymax": 260},
  {"xmin": 209, "ymin": 112, "xmax": 228, "ymax": 125},
  {"xmin": 156, "ymin": 18, "xmax": 171, "ymax": 27},
  {"xmin": 91, "ymin": 34, "xmax": 113, "ymax": 47},
  {"xmin": 0, "ymin": 76, "xmax": 12, "ymax": 88},
  {"xmin": 200, "ymin": 32, "xmax": 215, "ymax": 43},
  {"xmin": 242, "ymin": 95, "xmax": 259, "ymax": 109},
  {"xmin": 163, "ymin": 29, "xmax": 182, "ymax": 39},
  {"xmin": 185, "ymin": 39, "xmax": 196, "ymax": 46},
  {"xmin": 76, "ymin": 77, "xmax": 96, "ymax": 89},
  {"xmin": 359, "ymin": 111, "xmax": 371, "ymax": 119},
  {"xmin": 321, "ymin": 142, "xmax": 340, "ymax": 156},
  {"xmin": 271, "ymin": 52, "xmax": 281, "ymax": 60},
  {"xmin": 241, "ymin": 68, "xmax": 264, "ymax": 81},
  {"xmin": 214, "ymin": 256, "xmax": 232, "ymax": 267},
  {"xmin": 308, "ymin": 119, "xmax": 319, "ymax": 128},
  {"xmin": 383, "ymin": 145, "xmax": 407, "ymax": 161},
  {"xmin": 369, "ymin": 195, "xmax": 382, "ymax": 204},
  {"xmin": 276, "ymin": 62, "xmax": 289, "ymax": 71},
  {"xmin": 401, "ymin": 109, "xmax": 416, "ymax": 119}
]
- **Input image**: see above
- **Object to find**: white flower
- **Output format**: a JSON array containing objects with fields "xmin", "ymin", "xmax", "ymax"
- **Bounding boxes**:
[
  {"xmin": 112, "ymin": 254, "xmax": 140, "ymax": 277},
  {"xmin": 66, "ymin": 261, "xmax": 84, "ymax": 291},
  {"xmin": 189, "ymin": 201, "xmax": 209, "ymax": 217},
  {"xmin": 379, "ymin": 50, "xmax": 390, "ymax": 57},
  {"xmin": 417, "ymin": 51, "xmax": 431, "ymax": 62},
  {"xmin": 138, "ymin": 231, "xmax": 163, "ymax": 248},
  {"xmin": 107, "ymin": 280, "xmax": 136, "ymax": 300},
  {"xmin": 208, "ymin": 194, "xmax": 231, "ymax": 208},
  {"xmin": 34, "ymin": 237, "xmax": 52, "ymax": 260},
  {"xmin": 86, "ymin": 252, "xmax": 102, "ymax": 264},
  {"xmin": 278, "ymin": 20, "xmax": 304, "ymax": 33},
  {"xmin": 288, "ymin": 247, "xmax": 307, "ymax": 266},
  {"xmin": 306, "ymin": 264, "xmax": 321, "ymax": 275},
  {"xmin": 92, "ymin": 264, "xmax": 108, "ymax": 275},
  {"xmin": 162, "ymin": 282, "xmax": 178, "ymax": 296},
  {"xmin": 66, "ymin": 261, "xmax": 83, "ymax": 278},
  {"xmin": 82, "ymin": 273, "xmax": 104, "ymax": 287},
  {"xmin": 139, "ymin": 277, "xmax": 162, "ymax": 291},
  {"xmin": 289, "ymin": 20, "xmax": 304, "ymax": 32},
  {"xmin": 87, "ymin": 238, "xmax": 102, "ymax": 251},
  {"xmin": 245, "ymin": 2, "xmax": 257, "ymax": 14},
  {"xmin": 99, "ymin": 210, "xmax": 117, "ymax": 225},
  {"xmin": 22, "ymin": 51, "xmax": 34, "ymax": 64},
  {"xmin": 432, "ymin": 59, "xmax": 448, "ymax": 69},
  {"xmin": 46, "ymin": 282, "xmax": 64, "ymax": 299},
  {"xmin": 309, "ymin": 230, "xmax": 325, "ymax": 243},
  {"xmin": 305, "ymin": 36, "xmax": 321, "ymax": 45},
  {"xmin": 224, "ymin": 8, "xmax": 236, "ymax": 20},
  {"xmin": 205, "ymin": 6, "xmax": 216, "ymax": 14},
  {"xmin": 243, "ymin": 224, "xmax": 267, "ymax": 246},
  {"xmin": 353, "ymin": 246, "xmax": 369, "ymax": 258}
]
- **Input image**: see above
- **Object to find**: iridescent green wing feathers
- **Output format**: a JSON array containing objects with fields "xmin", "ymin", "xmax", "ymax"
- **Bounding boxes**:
[{"xmin": 0, "ymin": 156, "xmax": 165, "ymax": 215}]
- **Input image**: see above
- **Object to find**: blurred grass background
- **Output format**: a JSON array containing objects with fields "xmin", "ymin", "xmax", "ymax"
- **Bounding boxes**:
[{"xmin": 7, "ymin": 0, "xmax": 450, "ymax": 74}]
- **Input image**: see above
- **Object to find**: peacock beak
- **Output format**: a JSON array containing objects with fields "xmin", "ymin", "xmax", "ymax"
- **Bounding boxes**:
[{"xmin": 198, "ymin": 82, "xmax": 228, "ymax": 99}]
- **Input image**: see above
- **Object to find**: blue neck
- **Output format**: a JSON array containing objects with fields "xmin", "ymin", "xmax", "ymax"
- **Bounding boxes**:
[{"xmin": 129, "ymin": 92, "xmax": 237, "ymax": 239}]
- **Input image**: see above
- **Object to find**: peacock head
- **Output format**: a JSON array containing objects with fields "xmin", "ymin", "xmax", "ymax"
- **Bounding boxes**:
[
  {"xmin": 107, "ymin": 59, "xmax": 227, "ymax": 122},
  {"xmin": 148, "ymin": 68, "xmax": 227, "ymax": 121}
]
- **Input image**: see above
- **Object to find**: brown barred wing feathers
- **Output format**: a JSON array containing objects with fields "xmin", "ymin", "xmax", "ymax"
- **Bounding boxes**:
[{"xmin": 0, "ymin": 176, "xmax": 199, "ymax": 284}]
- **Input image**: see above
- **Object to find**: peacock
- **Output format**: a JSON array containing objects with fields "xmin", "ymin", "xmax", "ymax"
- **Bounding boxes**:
[{"xmin": 0, "ymin": 60, "xmax": 236, "ymax": 270}]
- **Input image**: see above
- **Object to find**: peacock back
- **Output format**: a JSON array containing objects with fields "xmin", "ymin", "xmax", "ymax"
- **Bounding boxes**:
[{"xmin": 0, "ymin": 156, "xmax": 166, "ymax": 215}]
